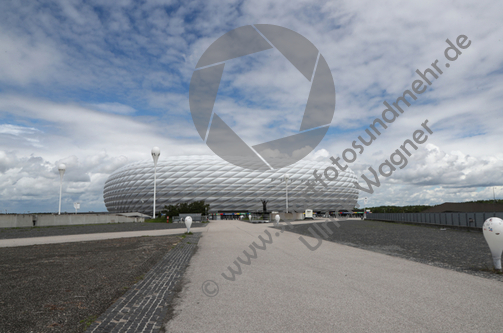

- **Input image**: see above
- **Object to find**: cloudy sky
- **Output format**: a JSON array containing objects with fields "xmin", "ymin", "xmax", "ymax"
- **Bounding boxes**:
[{"xmin": 1, "ymin": 0, "xmax": 502, "ymax": 213}]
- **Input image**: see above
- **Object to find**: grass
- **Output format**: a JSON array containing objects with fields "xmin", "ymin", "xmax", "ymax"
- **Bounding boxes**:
[
  {"xmin": 478, "ymin": 265, "xmax": 503, "ymax": 274},
  {"xmin": 134, "ymin": 274, "xmax": 145, "ymax": 284},
  {"xmin": 179, "ymin": 232, "xmax": 193, "ymax": 239},
  {"xmin": 80, "ymin": 315, "xmax": 97, "ymax": 330}
]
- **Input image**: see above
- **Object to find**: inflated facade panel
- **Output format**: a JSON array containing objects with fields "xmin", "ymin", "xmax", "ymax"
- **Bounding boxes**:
[{"xmin": 103, "ymin": 156, "xmax": 359, "ymax": 214}]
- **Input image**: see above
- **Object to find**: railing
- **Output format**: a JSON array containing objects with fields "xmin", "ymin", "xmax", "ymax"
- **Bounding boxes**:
[{"xmin": 366, "ymin": 212, "xmax": 503, "ymax": 228}]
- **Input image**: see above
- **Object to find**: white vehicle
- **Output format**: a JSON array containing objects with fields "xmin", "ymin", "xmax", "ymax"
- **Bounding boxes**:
[{"xmin": 304, "ymin": 209, "xmax": 313, "ymax": 219}]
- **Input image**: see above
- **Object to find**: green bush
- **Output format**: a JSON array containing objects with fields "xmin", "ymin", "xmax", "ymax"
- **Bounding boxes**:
[
  {"xmin": 161, "ymin": 200, "xmax": 210, "ymax": 217},
  {"xmin": 144, "ymin": 217, "xmax": 169, "ymax": 223},
  {"xmin": 367, "ymin": 205, "xmax": 430, "ymax": 213}
]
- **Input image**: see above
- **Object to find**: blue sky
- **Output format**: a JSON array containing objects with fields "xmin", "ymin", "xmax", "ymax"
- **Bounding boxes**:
[{"xmin": 1, "ymin": 0, "xmax": 502, "ymax": 213}]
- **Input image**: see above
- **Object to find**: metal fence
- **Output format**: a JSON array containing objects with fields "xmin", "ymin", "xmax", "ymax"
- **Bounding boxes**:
[{"xmin": 366, "ymin": 212, "xmax": 503, "ymax": 228}]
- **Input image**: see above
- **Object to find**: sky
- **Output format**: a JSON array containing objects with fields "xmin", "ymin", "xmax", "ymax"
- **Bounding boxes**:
[{"xmin": 0, "ymin": 0, "xmax": 502, "ymax": 213}]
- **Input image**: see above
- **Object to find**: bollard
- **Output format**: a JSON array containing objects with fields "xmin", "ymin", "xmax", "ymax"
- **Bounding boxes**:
[
  {"xmin": 274, "ymin": 214, "xmax": 280, "ymax": 227},
  {"xmin": 482, "ymin": 217, "xmax": 503, "ymax": 271},
  {"xmin": 185, "ymin": 216, "xmax": 193, "ymax": 233}
]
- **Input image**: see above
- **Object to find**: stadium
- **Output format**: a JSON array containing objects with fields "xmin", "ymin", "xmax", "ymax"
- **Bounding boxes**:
[{"xmin": 103, "ymin": 155, "xmax": 359, "ymax": 215}]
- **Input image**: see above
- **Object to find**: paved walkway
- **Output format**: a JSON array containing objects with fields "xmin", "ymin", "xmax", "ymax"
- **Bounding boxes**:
[
  {"xmin": 0, "ymin": 227, "xmax": 206, "ymax": 247},
  {"xmin": 166, "ymin": 219, "xmax": 503, "ymax": 332},
  {"xmin": 86, "ymin": 233, "xmax": 200, "ymax": 333}
]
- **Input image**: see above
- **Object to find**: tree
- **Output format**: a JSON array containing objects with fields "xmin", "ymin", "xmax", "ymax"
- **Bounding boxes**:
[{"xmin": 161, "ymin": 200, "xmax": 210, "ymax": 217}]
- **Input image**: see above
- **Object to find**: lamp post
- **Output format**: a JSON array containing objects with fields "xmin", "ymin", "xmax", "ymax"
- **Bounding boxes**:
[
  {"xmin": 363, "ymin": 197, "xmax": 368, "ymax": 219},
  {"xmin": 151, "ymin": 147, "xmax": 160, "ymax": 219},
  {"xmin": 58, "ymin": 164, "xmax": 66, "ymax": 215},
  {"xmin": 284, "ymin": 174, "xmax": 289, "ymax": 214}
]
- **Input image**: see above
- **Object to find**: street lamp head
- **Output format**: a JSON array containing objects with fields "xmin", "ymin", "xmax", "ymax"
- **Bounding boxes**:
[
  {"xmin": 58, "ymin": 163, "xmax": 66, "ymax": 177},
  {"xmin": 151, "ymin": 147, "xmax": 160, "ymax": 165}
]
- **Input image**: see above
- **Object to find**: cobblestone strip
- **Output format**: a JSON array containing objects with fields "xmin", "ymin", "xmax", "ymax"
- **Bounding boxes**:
[{"xmin": 86, "ymin": 233, "xmax": 200, "ymax": 333}]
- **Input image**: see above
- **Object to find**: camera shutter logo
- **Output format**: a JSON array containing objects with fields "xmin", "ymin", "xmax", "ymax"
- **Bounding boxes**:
[{"xmin": 189, "ymin": 24, "xmax": 336, "ymax": 170}]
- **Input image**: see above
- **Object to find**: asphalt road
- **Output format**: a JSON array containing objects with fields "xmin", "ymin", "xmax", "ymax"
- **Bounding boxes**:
[{"xmin": 165, "ymin": 219, "xmax": 503, "ymax": 332}]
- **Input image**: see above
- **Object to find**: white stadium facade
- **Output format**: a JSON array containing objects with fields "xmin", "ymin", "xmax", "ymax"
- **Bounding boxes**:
[{"xmin": 103, "ymin": 155, "xmax": 359, "ymax": 215}]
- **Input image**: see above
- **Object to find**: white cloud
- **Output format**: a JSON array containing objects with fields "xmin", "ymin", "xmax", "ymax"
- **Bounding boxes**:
[
  {"xmin": 0, "ymin": 150, "xmax": 131, "ymax": 213},
  {"xmin": 89, "ymin": 103, "xmax": 137, "ymax": 115},
  {"xmin": 351, "ymin": 143, "xmax": 503, "ymax": 207},
  {"xmin": 0, "ymin": 124, "xmax": 41, "ymax": 136},
  {"xmin": 0, "ymin": 0, "xmax": 502, "ymax": 212},
  {"xmin": 311, "ymin": 149, "xmax": 330, "ymax": 161},
  {"xmin": 0, "ymin": 32, "xmax": 62, "ymax": 86}
]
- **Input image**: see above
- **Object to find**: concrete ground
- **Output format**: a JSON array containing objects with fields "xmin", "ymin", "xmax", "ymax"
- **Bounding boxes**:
[
  {"xmin": 0, "ymin": 227, "xmax": 207, "ymax": 248},
  {"xmin": 166, "ymin": 219, "xmax": 503, "ymax": 333}
]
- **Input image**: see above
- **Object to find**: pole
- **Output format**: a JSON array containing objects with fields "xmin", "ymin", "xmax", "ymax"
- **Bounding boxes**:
[
  {"xmin": 58, "ymin": 176, "xmax": 63, "ymax": 215},
  {"xmin": 151, "ymin": 147, "xmax": 160, "ymax": 219},
  {"xmin": 153, "ymin": 164, "xmax": 157, "ymax": 219},
  {"xmin": 284, "ymin": 175, "xmax": 289, "ymax": 214},
  {"xmin": 286, "ymin": 180, "xmax": 288, "ymax": 213},
  {"xmin": 58, "ymin": 164, "xmax": 66, "ymax": 215},
  {"xmin": 363, "ymin": 197, "xmax": 368, "ymax": 220}
]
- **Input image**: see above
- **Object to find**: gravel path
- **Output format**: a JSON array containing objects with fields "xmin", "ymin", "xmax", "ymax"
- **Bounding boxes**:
[
  {"xmin": 287, "ymin": 219, "xmax": 503, "ymax": 282},
  {"xmin": 0, "ymin": 222, "xmax": 207, "ymax": 240},
  {"xmin": 0, "ymin": 233, "xmax": 197, "ymax": 333}
]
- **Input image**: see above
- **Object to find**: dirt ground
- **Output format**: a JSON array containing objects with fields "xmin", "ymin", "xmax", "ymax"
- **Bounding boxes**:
[{"xmin": 0, "ymin": 235, "xmax": 181, "ymax": 333}]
